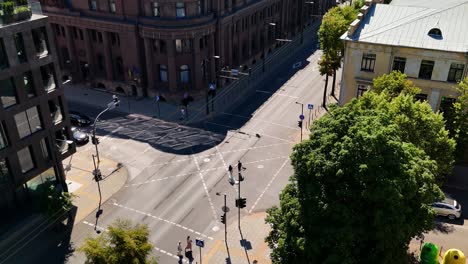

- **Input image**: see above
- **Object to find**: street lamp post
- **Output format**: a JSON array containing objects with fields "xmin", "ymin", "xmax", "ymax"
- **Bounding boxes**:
[
  {"xmin": 92, "ymin": 95, "xmax": 120, "ymax": 164},
  {"xmin": 263, "ymin": 23, "xmax": 276, "ymax": 73}
]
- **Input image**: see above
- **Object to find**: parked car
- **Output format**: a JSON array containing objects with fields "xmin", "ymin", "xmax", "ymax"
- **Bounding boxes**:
[
  {"xmin": 431, "ymin": 198, "xmax": 462, "ymax": 220},
  {"xmin": 69, "ymin": 111, "xmax": 92, "ymax": 126},
  {"xmin": 71, "ymin": 126, "xmax": 89, "ymax": 144}
]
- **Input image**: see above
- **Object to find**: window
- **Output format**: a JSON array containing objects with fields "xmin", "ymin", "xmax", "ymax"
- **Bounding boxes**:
[
  {"xmin": 447, "ymin": 63, "xmax": 465, "ymax": 83},
  {"xmin": 176, "ymin": 3, "xmax": 185, "ymax": 18},
  {"xmin": 115, "ymin": 57, "xmax": 124, "ymax": 77},
  {"xmin": 32, "ymin": 27, "xmax": 49, "ymax": 57},
  {"xmin": 97, "ymin": 54, "xmax": 105, "ymax": 71},
  {"xmin": 197, "ymin": 0, "xmax": 202, "ymax": 14},
  {"xmin": 0, "ymin": 159, "xmax": 11, "ymax": 185},
  {"xmin": 60, "ymin": 26, "xmax": 66, "ymax": 36},
  {"xmin": 361, "ymin": 53, "xmax": 376, "ymax": 72},
  {"xmin": 98, "ymin": 32, "xmax": 103, "ymax": 43},
  {"xmin": 180, "ymin": 65, "xmax": 190, "ymax": 83},
  {"xmin": 357, "ymin": 84, "xmax": 369, "ymax": 97},
  {"xmin": 415, "ymin": 94, "xmax": 428, "ymax": 102},
  {"xmin": 159, "ymin": 65, "xmax": 168, "ymax": 82},
  {"xmin": 109, "ymin": 0, "xmax": 116, "ymax": 13},
  {"xmin": 23, "ymin": 71, "xmax": 36, "ymax": 98},
  {"xmin": 418, "ymin": 60, "xmax": 434, "ymax": 79},
  {"xmin": 17, "ymin": 147, "xmax": 35, "ymax": 174},
  {"xmin": 392, "ymin": 57, "xmax": 406, "ymax": 73},
  {"xmin": 0, "ymin": 39, "xmax": 9, "ymax": 69},
  {"xmin": 90, "ymin": 30, "xmax": 97, "ymax": 42},
  {"xmin": 15, "ymin": 106, "xmax": 42, "ymax": 139},
  {"xmin": 160, "ymin": 40, "xmax": 167, "ymax": 53},
  {"xmin": 182, "ymin": 39, "xmax": 192, "ymax": 53},
  {"xmin": 0, "ymin": 122, "xmax": 8, "ymax": 150},
  {"xmin": 439, "ymin": 96, "xmax": 456, "ymax": 114},
  {"xmin": 175, "ymin": 39, "xmax": 182, "ymax": 53},
  {"xmin": 72, "ymin": 27, "xmax": 78, "ymax": 39},
  {"xmin": 41, "ymin": 64, "xmax": 56, "ymax": 92},
  {"xmin": 48, "ymin": 100, "xmax": 63, "ymax": 124},
  {"xmin": 111, "ymin": 32, "xmax": 120, "ymax": 46},
  {"xmin": 153, "ymin": 2, "xmax": 160, "ymax": 17},
  {"xmin": 428, "ymin": 28, "xmax": 442, "ymax": 38},
  {"xmin": 89, "ymin": 0, "xmax": 97, "ymax": 10},
  {"xmin": 14, "ymin": 33, "xmax": 27, "ymax": 63},
  {"xmin": 78, "ymin": 29, "xmax": 84, "ymax": 40},
  {"xmin": 0, "ymin": 78, "xmax": 17, "ymax": 108},
  {"xmin": 40, "ymin": 138, "xmax": 50, "ymax": 160}
]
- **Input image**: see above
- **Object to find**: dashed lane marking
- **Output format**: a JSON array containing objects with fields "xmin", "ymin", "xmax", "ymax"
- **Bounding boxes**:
[
  {"xmin": 192, "ymin": 153, "xmax": 219, "ymax": 220},
  {"xmin": 112, "ymin": 203, "xmax": 214, "ymax": 240},
  {"xmin": 249, "ymin": 158, "xmax": 289, "ymax": 213},
  {"xmin": 126, "ymin": 156, "xmax": 289, "ymax": 187},
  {"xmin": 256, "ymin": 89, "xmax": 300, "ymax": 99},
  {"xmin": 220, "ymin": 112, "xmax": 299, "ymax": 130},
  {"xmin": 82, "ymin": 221, "xmax": 188, "ymax": 263}
]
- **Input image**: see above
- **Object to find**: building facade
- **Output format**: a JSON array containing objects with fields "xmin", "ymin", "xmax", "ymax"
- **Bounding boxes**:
[
  {"xmin": 340, "ymin": 0, "xmax": 468, "ymax": 111},
  {"xmin": 0, "ymin": 3, "xmax": 75, "ymax": 210},
  {"xmin": 39, "ymin": 0, "xmax": 334, "ymax": 98}
]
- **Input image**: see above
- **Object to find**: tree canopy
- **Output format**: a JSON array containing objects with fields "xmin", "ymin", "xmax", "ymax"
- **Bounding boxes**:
[
  {"xmin": 266, "ymin": 88, "xmax": 453, "ymax": 264},
  {"xmin": 373, "ymin": 71, "xmax": 420, "ymax": 97},
  {"xmin": 79, "ymin": 219, "xmax": 157, "ymax": 264}
]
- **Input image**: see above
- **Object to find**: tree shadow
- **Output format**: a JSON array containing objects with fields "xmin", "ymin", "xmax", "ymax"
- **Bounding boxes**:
[{"xmin": 433, "ymin": 219, "xmax": 456, "ymax": 234}]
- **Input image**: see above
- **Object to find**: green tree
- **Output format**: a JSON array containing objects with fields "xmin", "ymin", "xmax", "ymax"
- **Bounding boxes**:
[
  {"xmin": 36, "ymin": 179, "xmax": 75, "ymax": 218},
  {"xmin": 318, "ymin": 5, "xmax": 359, "ymax": 101},
  {"xmin": 79, "ymin": 219, "xmax": 157, "ymax": 264},
  {"xmin": 445, "ymin": 77, "xmax": 468, "ymax": 162},
  {"xmin": 266, "ymin": 91, "xmax": 450, "ymax": 264},
  {"xmin": 318, "ymin": 53, "xmax": 338, "ymax": 108},
  {"xmin": 373, "ymin": 71, "xmax": 420, "ymax": 97}
]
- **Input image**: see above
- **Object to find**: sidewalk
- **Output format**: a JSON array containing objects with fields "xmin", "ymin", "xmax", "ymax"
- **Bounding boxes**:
[
  {"xmin": 204, "ymin": 212, "xmax": 272, "ymax": 264},
  {"xmin": 63, "ymin": 148, "xmax": 128, "ymax": 223}
]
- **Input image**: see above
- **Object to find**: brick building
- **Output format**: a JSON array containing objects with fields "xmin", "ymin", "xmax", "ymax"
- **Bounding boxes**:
[
  {"xmin": 39, "ymin": 0, "xmax": 334, "ymax": 98},
  {"xmin": 0, "ymin": 2, "xmax": 75, "ymax": 211}
]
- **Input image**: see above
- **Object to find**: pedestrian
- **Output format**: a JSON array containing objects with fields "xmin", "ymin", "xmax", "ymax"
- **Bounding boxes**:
[
  {"xmin": 180, "ymin": 108, "xmax": 186, "ymax": 120},
  {"xmin": 228, "ymin": 165, "xmax": 235, "ymax": 185},
  {"xmin": 185, "ymin": 236, "xmax": 193, "ymax": 264},
  {"xmin": 237, "ymin": 160, "xmax": 245, "ymax": 171},
  {"xmin": 177, "ymin": 241, "xmax": 183, "ymax": 264}
]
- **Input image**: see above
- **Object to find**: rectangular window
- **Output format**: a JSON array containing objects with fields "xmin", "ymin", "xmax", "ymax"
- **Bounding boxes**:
[
  {"xmin": 197, "ymin": 0, "xmax": 202, "ymax": 15},
  {"xmin": 418, "ymin": 60, "xmax": 434, "ymax": 80},
  {"xmin": 392, "ymin": 57, "xmax": 406, "ymax": 73},
  {"xmin": 176, "ymin": 3, "xmax": 185, "ymax": 18},
  {"xmin": 89, "ymin": 0, "xmax": 97, "ymax": 10},
  {"xmin": 32, "ymin": 27, "xmax": 50, "ymax": 57},
  {"xmin": 90, "ymin": 30, "xmax": 97, "ymax": 42},
  {"xmin": 17, "ymin": 147, "xmax": 35, "ymax": 174},
  {"xmin": 160, "ymin": 40, "xmax": 167, "ymax": 53},
  {"xmin": 41, "ymin": 64, "xmax": 56, "ymax": 92},
  {"xmin": 175, "ymin": 39, "xmax": 182, "ymax": 53},
  {"xmin": 97, "ymin": 54, "xmax": 105, "ymax": 70},
  {"xmin": 414, "ymin": 93, "xmax": 428, "ymax": 102},
  {"xmin": 98, "ymin": 32, "xmax": 103, "ymax": 43},
  {"xmin": 111, "ymin": 33, "xmax": 120, "ymax": 46},
  {"xmin": 153, "ymin": 2, "xmax": 160, "ymax": 17},
  {"xmin": 72, "ymin": 27, "xmax": 78, "ymax": 39},
  {"xmin": 60, "ymin": 26, "xmax": 66, "ymax": 37},
  {"xmin": 447, "ymin": 63, "xmax": 465, "ymax": 83},
  {"xmin": 0, "ymin": 78, "xmax": 17, "ymax": 108},
  {"xmin": 14, "ymin": 33, "xmax": 27, "ymax": 63},
  {"xmin": 48, "ymin": 99, "xmax": 63, "ymax": 124},
  {"xmin": 182, "ymin": 39, "xmax": 192, "ymax": 53},
  {"xmin": 0, "ymin": 122, "xmax": 8, "ymax": 150},
  {"xmin": 357, "ymin": 84, "xmax": 369, "ymax": 97},
  {"xmin": 0, "ymin": 39, "xmax": 9, "ymax": 69},
  {"xmin": 40, "ymin": 138, "xmax": 50, "ymax": 160},
  {"xmin": 15, "ymin": 106, "xmax": 42, "ymax": 139},
  {"xmin": 23, "ymin": 71, "xmax": 36, "ymax": 98},
  {"xmin": 0, "ymin": 159, "xmax": 11, "ymax": 185},
  {"xmin": 159, "ymin": 65, "xmax": 168, "ymax": 82},
  {"xmin": 361, "ymin": 53, "xmax": 376, "ymax": 72},
  {"xmin": 109, "ymin": 0, "xmax": 116, "ymax": 13},
  {"xmin": 78, "ymin": 29, "xmax": 84, "ymax": 40}
]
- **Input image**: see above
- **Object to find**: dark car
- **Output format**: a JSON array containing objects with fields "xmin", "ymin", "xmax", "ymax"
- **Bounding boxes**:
[
  {"xmin": 71, "ymin": 126, "xmax": 89, "ymax": 144},
  {"xmin": 69, "ymin": 111, "xmax": 92, "ymax": 126}
]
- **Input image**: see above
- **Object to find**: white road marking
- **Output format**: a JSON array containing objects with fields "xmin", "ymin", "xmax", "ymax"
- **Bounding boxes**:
[
  {"xmin": 249, "ymin": 158, "xmax": 289, "ymax": 213},
  {"xmin": 127, "ymin": 156, "xmax": 289, "ymax": 187},
  {"xmin": 192, "ymin": 154, "xmax": 219, "ymax": 220},
  {"xmin": 112, "ymin": 203, "xmax": 214, "ymax": 240},
  {"xmin": 256, "ymin": 89, "xmax": 300, "ymax": 99}
]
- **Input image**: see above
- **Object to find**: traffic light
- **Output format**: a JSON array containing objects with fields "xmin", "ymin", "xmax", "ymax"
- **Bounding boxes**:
[
  {"xmin": 91, "ymin": 135, "xmax": 100, "ymax": 145},
  {"xmin": 221, "ymin": 214, "xmax": 226, "ymax": 224},
  {"xmin": 238, "ymin": 173, "xmax": 244, "ymax": 181},
  {"xmin": 298, "ymin": 120, "xmax": 303, "ymax": 128},
  {"xmin": 236, "ymin": 198, "xmax": 247, "ymax": 208},
  {"xmin": 239, "ymin": 198, "xmax": 247, "ymax": 209}
]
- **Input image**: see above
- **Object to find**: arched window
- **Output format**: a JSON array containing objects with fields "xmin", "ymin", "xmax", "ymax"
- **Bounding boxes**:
[
  {"xmin": 428, "ymin": 28, "xmax": 442, "ymax": 38},
  {"xmin": 159, "ymin": 64, "xmax": 168, "ymax": 82},
  {"xmin": 180, "ymin": 65, "xmax": 190, "ymax": 83}
]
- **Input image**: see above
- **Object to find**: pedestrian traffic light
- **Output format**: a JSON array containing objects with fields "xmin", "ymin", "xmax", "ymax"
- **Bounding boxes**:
[
  {"xmin": 298, "ymin": 120, "xmax": 303, "ymax": 128},
  {"xmin": 91, "ymin": 136, "xmax": 99, "ymax": 145},
  {"xmin": 239, "ymin": 198, "xmax": 247, "ymax": 209},
  {"xmin": 221, "ymin": 214, "xmax": 226, "ymax": 224}
]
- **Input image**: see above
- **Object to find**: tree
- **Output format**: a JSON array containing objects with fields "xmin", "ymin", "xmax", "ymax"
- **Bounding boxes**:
[
  {"xmin": 445, "ymin": 77, "xmax": 468, "ymax": 162},
  {"xmin": 373, "ymin": 71, "xmax": 420, "ymax": 97},
  {"xmin": 79, "ymin": 219, "xmax": 157, "ymax": 264},
  {"xmin": 318, "ymin": 53, "xmax": 335, "ymax": 108},
  {"xmin": 36, "ymin": 179, "xmax": 75, "ymax": 218},
  {"xmin": 266, "ymin": 91, "xmax": 451, "ymax": 264},
  {"xmin": 318, "ymin": 6, "xmax": 359, "ymax": 101}
]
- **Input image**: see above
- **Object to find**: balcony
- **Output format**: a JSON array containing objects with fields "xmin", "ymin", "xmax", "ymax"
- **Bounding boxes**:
[{"xmin": 0, "ymin": 2, "xmax": 32, "ymax": 25}]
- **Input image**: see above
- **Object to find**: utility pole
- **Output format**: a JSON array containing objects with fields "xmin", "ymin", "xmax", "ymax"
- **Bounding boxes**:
[{"xmin": 296, "ymin": 102, "xmax": 304, "ymax": 141}]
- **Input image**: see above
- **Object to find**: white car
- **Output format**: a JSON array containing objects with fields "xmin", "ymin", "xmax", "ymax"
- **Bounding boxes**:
[{"xmin": 431, "ymin": 198, "xmax": 462, "ymax": 220}]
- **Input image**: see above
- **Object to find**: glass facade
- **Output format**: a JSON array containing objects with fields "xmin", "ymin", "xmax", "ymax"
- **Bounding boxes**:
[
  {"xmin": 14, "ymin": 106, "xmax": 43, "ymax": 139},
  {"xmin": 17, "ymin": 146, "xmax": 35, "ymax": 173},
  {"xmin": 0, "ymin": 78, "xmax": 17, "ymax": 108}
]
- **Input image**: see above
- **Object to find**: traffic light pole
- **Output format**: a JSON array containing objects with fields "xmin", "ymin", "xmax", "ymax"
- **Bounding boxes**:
[
  {"xmin": 224, "ymin": 193, "xmax": 227, "ymax": 245},
  {"xmin": 238, "ymin": 171, "xmax": 241, "ymax": 230}
]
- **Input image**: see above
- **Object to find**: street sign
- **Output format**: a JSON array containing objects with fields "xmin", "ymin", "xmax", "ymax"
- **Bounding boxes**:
[
  {"xmin": 231, "ymin": 69, "xmax": 239, "ymax": 76},
  {"xmin": 308, "ymin": 104, "xmax": 314, "ymax": 110},
  {"xmin": 299, "ymin": 114, "xmax": 305, "ymax": 120},
  {"xmin": 293, "ymin": 61, "xmax": 302, "ymax": 69},
  {"xmin": 155, "ymin": 96, "xmax": 160, "ymax": 102},
  {"xmin": 222, "ymin": 206, "xmax": 230, "ymax": 213},
  {"xmin": 196, "ymin": 239, "xmax": 205, "ymax": 248},
  {"xmin": 209, "ymin": 83, "xmax": 216, "ymax": 90}
]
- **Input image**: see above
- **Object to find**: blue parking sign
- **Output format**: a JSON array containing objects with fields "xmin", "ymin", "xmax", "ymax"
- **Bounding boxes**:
[{"xmin": 308, "ymin": 104, "xmax": 314, "ymax": 110}]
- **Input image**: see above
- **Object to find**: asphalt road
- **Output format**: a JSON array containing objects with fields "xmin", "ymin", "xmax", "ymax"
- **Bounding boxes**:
[{"xmin": 60, "ymin": 42, "xmax": 328, "ymax": 264}]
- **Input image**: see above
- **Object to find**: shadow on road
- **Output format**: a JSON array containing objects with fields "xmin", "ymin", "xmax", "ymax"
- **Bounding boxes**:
[{"xmin": 68, "ymin": 44, "xmax": 317, "ymax": 156}]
